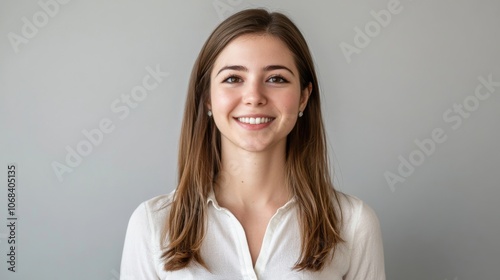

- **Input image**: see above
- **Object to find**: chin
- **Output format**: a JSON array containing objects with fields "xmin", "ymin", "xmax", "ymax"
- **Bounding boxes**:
[{"xmin": 239, "ymin": 139, "xmax": 282, "ymax": 153}]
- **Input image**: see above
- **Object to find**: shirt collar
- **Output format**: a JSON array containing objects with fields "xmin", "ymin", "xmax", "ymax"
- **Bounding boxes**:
[
  {"xmin": 206, "ymin": 189, "xmax": 224, "ymax": 211},
  {"xmin": 207, "ymin": 188, "xmax": 296, "ymax": 212}
]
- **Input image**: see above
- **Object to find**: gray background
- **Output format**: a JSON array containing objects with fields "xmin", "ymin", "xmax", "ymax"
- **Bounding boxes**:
[{"xmin": 1, "ymin": 0, "xmax": 499, "ymax": 279}]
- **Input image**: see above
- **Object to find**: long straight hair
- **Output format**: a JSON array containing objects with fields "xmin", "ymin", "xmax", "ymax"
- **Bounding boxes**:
[{"xmin": 162, "ymin": 8, "xmax": 343, "ymax": 272}]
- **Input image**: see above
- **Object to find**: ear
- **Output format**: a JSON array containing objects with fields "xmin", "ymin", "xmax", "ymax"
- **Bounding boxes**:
[
  {"xmin": 299, "ymin": 82, "xmax": 312, "ymax": 111},
  {"xmin": 205, "ymin": 94, "xmax": 212, "ymax": 111}
]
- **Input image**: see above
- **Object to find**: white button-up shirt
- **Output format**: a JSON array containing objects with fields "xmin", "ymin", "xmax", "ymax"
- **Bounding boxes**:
[{"xmin": 120, "ymin": 190, "xmax": 385, "ymax": 279}]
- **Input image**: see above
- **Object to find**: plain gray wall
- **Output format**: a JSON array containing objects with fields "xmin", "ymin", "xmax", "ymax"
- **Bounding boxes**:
[{"xmin": 1, "ymin": 0, "xmax": 499, "ymax": 279}]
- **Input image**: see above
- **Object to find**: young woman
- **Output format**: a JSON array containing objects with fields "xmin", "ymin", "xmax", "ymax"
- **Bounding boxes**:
[{"xmin": 121, "ymin": 8, "xmax": 385, "ymax": 280}]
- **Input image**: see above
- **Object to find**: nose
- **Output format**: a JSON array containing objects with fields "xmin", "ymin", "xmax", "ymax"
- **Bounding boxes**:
[{"xmin": 242, "ymin": 79, "xmax": 267, "ymax": 106}]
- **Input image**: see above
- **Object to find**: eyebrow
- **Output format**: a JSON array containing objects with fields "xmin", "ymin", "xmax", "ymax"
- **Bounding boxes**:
[{"xmin": 216, "ymin": 65, "xmax": 295, "ymax": 77}]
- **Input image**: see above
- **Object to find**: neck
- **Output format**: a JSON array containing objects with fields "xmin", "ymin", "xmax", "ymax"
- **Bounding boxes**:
[{"xmin": 214, "ymin": 142, "xmax": 290, "ymax": 210}]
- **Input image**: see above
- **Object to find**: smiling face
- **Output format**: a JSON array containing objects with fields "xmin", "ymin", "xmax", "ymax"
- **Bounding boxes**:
[{"xmin": 209, "ymin": 33, "xmax": 311, "ymax": 154}]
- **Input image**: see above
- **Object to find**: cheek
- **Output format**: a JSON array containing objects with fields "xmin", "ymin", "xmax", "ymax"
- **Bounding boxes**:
[
  {"xmin": 273, "ymin": 96, "xmax": 301, "ymax": 128},
  {"xmin": 210, "ymin": 89, "xmax": 238, "ymax": 115},
  {"xmin": 274, "ymin": 94, "xmax": 301, "ymax": 115}
]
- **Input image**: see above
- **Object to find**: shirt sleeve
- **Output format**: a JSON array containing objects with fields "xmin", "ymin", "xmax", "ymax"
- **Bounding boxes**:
[
  {"xmin": 344, "ymin": 201, "xmax": 386, "ymax": 280},
  {"xmin": 120, "ymin": 203, "xmax": 160, "ymax": 280}
]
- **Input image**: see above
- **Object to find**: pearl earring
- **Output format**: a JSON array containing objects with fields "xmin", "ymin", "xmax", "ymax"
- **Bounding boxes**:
[
  {"xmin": 298, "ymin": 111, "xmax": 303, "ymax": 117},
  {"xmin": 207, "ymin": 110, "xmax": 212, "ymax": 117}
]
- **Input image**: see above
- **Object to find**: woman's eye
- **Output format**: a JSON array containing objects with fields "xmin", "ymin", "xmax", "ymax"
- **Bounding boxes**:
[
  {"xmin": 223, "ymin": 76, "xmax": 242, "ymax": 83},
  {"xmin": 268, "ymin": 76, "xmax": 288, "ymax": 83}
]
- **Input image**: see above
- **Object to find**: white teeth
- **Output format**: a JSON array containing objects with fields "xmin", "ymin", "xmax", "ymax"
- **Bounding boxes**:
[{"xmin": 237, "ymin": 117, "xmax": 273, "ymax": 124}]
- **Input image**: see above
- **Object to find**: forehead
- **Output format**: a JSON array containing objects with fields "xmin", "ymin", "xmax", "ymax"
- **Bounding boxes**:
[{"xmin": 212, "ymin": 34, "xmax": 297, "ymax": 72}]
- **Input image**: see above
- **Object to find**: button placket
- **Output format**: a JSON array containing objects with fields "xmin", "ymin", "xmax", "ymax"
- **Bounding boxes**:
[
  {"xmin": 254, "ymin": 199, "xmax": 295, "ymax": 277},
  {"xmin": 224, "ymin": 208, "xmax": 258, "ymax": 280}
]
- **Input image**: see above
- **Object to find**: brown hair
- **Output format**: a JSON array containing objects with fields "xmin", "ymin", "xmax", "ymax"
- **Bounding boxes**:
[{"xmin": 162, "ymin": 8, "xmax": 343, "ymax": 272}]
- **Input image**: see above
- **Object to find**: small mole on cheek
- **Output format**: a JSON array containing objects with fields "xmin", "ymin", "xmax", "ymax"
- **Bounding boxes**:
[{"xmin": 241, "ymin": 181, "xmax": 244, "ymax": 183}]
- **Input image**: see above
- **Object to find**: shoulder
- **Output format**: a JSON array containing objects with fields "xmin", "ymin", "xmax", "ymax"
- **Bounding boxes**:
[
  {"xmin": 130, "ymin": 191, "xmax": 175, "ymax": 223},
  {"xmin": 126, "ymin": 191, "xmax": 175, "ymax": 249},
  {"xmin": 142, "ymin": 191, "xmax": 175, "ymax": 219},
  {"xmin": 121, "ymin": 192, "xmax": 176, "ymax": 278},
  {"xmin": 335, "ymin": 192, "xmax": 382, "ymax": 239},
  {"xmin": 333, "ymin": 192, "xmax": 386, "ymax": 278}
]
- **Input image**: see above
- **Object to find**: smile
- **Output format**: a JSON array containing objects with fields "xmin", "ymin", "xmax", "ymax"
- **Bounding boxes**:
[{"xmin": 237, "ymin": 117, "xmax": 274, "ymax": 124}]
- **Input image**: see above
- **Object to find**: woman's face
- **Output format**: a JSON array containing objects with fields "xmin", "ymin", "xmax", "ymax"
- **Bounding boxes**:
[{"xmin": 209, "ymin": 34, "xmax": 310, "ymax": 154}]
